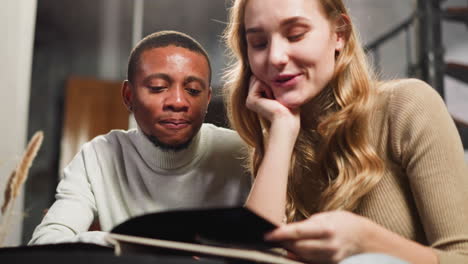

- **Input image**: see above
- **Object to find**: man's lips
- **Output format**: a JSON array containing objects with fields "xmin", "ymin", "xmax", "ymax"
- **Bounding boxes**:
[{"xmin": 158, "ymin": 119, "xmax": 190, "ymax": 129}]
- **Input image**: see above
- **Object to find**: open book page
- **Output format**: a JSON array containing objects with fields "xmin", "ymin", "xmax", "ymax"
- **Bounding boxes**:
[
  {"xmin": 107, "ymin": 207, "xmax": 304, "ymax": 264},
  {"xmin": 106, "ymin": 233, "xmax": 304, "ymax": 264},
  {"xmin": 110, "ymin": 207, "xmax": 279, "ymax": 250}
]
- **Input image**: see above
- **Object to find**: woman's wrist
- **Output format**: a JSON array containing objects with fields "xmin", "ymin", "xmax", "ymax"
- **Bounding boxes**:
[
  {"xmin": 270, "ymin": 113, "xmax": 300, "ymax": 142},
  {"xmin": 358, "ymin": 216, "xmax": 384, "ymax": 252},
  {"xmin": 359, "ymin": 217, "xmax": 438, "ymax": 264}
]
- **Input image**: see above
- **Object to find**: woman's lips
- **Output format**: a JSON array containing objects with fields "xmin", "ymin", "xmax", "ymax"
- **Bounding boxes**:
[{"xmin": 272, "ymin": 73, "xmax": 303, "ymax": 88}]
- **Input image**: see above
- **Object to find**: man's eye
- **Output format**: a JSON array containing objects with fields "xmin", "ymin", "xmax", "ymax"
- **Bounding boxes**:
[
  {"xmin": 186, "ymin": 88, "xmax": 201, "ymax": 95},
  {"xmin": 148, "ymin": 86, "xmax": 166, "ymax": 92}
]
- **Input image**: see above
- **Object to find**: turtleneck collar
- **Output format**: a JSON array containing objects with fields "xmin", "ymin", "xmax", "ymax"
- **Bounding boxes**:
[{"xmin": 132, "ymin": 126, "xmax": 205, "ymax": 171}]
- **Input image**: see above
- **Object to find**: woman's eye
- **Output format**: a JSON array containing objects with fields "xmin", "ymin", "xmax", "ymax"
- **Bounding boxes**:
[
  {"xmin": 247, "ymin": 37, "xmax": 267, "ymax": 50},
  {"xmin": 251, "ymin": 42, "xmax": 267, "ymax": 49},
  {"xmin": 288, "ymin": 32, "xmax": 305, "ymax": 41},
  {"xmin": 286, "ymin": 25, "xmax": 309, "ymax": 42}
]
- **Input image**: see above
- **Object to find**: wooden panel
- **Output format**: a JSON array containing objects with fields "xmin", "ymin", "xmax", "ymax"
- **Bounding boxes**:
[{"xmin": 59, "ymin": 76, "xmax": 129, "ymax": 174}]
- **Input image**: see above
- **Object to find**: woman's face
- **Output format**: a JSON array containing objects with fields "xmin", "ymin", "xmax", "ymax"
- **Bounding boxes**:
[{"xmin": 244, "ymin": 0, "xmax": 344, "ymax": 109}]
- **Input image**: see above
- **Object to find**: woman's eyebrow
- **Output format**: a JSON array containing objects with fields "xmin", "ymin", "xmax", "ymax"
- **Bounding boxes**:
[
  {"xmin": 245, "ymin": 27, "xmax": 263, "ymax": 35},
  {"xmin": 246, "ymin": 16, "xmax": 310, "ymax": 35},
  {"xmin": 280, "ymin": 16, "xmax": 310, "ymax": 27}
]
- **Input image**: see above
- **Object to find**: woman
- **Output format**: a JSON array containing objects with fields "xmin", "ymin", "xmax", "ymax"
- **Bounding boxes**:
[{"xmin": 223, "ymin": 0, "xmax": 468, "ymax": 263}]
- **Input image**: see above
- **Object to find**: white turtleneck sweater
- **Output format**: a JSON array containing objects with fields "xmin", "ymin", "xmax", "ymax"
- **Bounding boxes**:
[{"xmin": 29, "ymin": 124, "xmax": 251, "ymax": 245}]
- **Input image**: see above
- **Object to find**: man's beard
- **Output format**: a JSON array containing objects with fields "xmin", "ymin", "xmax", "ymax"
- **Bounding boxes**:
[{"xmin": 145, "ymin": 133, "xmax": 193, "ymax": 152}]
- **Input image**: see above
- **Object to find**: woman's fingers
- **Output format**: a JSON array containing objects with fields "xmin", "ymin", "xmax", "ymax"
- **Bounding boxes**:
[
  {"xmin": 283, "ymin": 239, "xmax": 336, "ymax": 263},
  {"xmin": 248, "ymin": 76, "xmax": 271, "ymax": 100},
  {"xmin": 265, "ymin": 212, "xmax": 371, "ymax": 264},
  {"xmin": 247, "ymin": 75, "xmax": 286, "ymax": 120},
  {"xmin": 246, "ymin": 76, "xmax": 264, "ymax": 109},
  {"xmin": 266, "ymin": 220, "xmax": 332, "ymax": 241},
  {"xmin": 262, "ymin": 81, "xmax": 274, "ymax": 99}
]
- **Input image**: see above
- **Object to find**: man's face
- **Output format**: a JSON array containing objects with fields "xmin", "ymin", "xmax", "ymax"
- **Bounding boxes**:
[{"xmin": 123, "ymin": 46, "xmax": 211, "ymax": 149}]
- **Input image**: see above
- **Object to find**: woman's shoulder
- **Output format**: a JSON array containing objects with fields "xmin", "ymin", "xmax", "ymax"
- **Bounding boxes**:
[
  {"xmin": 374, "ymin": 78, "xmax": 445, "ymax": 112},
  {"xmin": 376, "ymin": 78, "xmax": 442, "ymax": 103}
]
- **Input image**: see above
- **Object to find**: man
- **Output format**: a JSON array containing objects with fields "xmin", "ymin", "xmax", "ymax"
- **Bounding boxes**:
[{"xmin": 29, "ymin": 31, "xmax": 251, "ymax": 245}]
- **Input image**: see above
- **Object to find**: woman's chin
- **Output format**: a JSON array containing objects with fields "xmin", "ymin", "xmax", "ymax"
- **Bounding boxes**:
[{"xmin": 276, "ymin": 96, "xmax": 304, "ymax": 110}]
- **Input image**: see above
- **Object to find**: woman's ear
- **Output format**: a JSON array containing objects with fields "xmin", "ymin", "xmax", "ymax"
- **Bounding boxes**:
[{"xmin": 335, "ymin": 14, "xmax": 351, "ymax": 52}]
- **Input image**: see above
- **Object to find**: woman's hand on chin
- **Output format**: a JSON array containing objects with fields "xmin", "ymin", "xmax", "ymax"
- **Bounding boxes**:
[{"xmin": 246, "ymin": 75, "xmax": 300, "ymax": 132}]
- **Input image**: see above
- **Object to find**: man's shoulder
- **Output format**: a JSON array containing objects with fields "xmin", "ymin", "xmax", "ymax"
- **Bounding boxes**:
[
  {"xmin": 201, "ymin": 123, "xmax": 236, "ymax": 134},
  {"xmin": 201, "ymin": 123, "xmax": 246, "ymax": 150},
  {"xmin": 84, "ymin": 129, "xmax": 138, "ymax": 151},
  {"xmin": 201, "ymin": 123, "xmax": 242, "ymax": 141}
]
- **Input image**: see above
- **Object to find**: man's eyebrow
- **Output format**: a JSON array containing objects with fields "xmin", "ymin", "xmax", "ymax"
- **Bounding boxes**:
[
  {"xmin": 142, "ymin": 73, "xmax": 172, "ymax": 83},
  {"xmin": 245, "ymin": 16, "xmax": 310, "ymax": 35},
  {"xmin": 184, "ymin": 76, "xmax": 207, "ymax": 89}
]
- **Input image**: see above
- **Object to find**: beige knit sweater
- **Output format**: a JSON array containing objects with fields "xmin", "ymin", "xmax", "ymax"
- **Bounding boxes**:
[{"xmin": 304, "ymin": 79, "xmax": 468, "ymax": 263}]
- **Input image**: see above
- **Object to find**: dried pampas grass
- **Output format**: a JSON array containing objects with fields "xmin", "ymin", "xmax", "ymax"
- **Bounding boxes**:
[{"xmin": 0, "ymin": 131, "xmax": 44, "ymax": 246}]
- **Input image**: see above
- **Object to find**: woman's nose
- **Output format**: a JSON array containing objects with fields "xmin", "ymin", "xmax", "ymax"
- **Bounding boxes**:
[{"xmin": 268, "ymin": 38, "xmax": 288, "ymax": 70}]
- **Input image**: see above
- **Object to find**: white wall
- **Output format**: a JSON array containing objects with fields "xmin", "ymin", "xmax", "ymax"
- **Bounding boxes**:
[
  {"xmin": 0, "ymin": 0, "xmax": 37, "ymax": 246},
  {"xmin": 98, "ymin": 0, "xmax": 123, "ymax": 81}
]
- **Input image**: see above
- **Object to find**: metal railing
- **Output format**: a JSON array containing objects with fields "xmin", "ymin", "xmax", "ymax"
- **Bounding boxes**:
[
  {"xmin": 364, "ymin": 0, "xmax": 468, "ymax": 149},
  {"xmin": 364, "ymin": 12, "xmax": 418, "ymax": 77},
  {"xmin": 364, "ymin": 0, "xmax": 445, "ymax": 98}
]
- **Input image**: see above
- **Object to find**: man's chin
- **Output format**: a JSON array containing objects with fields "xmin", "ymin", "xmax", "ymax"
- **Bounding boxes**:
[{"xmin": 145, "ymin": 134, "xmax": 193, "ymax": 152}]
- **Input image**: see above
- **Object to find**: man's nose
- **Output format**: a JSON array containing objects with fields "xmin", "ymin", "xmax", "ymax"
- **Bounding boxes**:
[
  {"xmin": 268, "ymin": 37, "xmax": 288, "ymax": 70},
  {"xmin": 163, "ymin": 86, "xmax": 189, "ymax": 112}
]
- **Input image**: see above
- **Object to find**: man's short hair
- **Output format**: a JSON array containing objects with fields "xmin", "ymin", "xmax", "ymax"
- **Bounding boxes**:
[{"xmin": 127, "ymin": 30, "xmax": 212, "ymax": 85}]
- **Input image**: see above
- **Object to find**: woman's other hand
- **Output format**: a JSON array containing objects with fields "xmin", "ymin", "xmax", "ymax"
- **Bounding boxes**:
[{"xmin": 265, "ymin": 211, "xmax": 372, "ymax": 264}]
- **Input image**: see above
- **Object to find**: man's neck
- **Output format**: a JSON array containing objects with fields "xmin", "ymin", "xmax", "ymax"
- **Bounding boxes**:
[
  {"xmin": 144, "ymin": 133, "xmax": 193, "ymax": 152},
  {"xmin": 133, "ymin": 126, "xmax": 205, "ymax": 170}
]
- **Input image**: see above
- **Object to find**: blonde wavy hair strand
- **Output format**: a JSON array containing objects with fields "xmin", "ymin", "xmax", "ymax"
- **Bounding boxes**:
[{"xmin": 223, "ymin": 0, "xmax": 384, "ymax": 222}]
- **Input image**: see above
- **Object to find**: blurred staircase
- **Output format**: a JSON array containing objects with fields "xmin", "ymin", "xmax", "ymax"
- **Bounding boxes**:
[
  {"xmin": 365, "ymin": 0, "xmax": 468, "ymax": 150},
  {"xmin": 442, "ymin": 5, "xmax": 468, "ymax": 88},
  {"xmin": 443, "ymin": 6, "xmax": 468, "ymax": 25},
  {"xmin": 445, "ymin": 62, "xmax": 468, "ymax": 85},
  {"xmin": 441, "ymin": 2, "xmax": 468, "ymax": 149}
]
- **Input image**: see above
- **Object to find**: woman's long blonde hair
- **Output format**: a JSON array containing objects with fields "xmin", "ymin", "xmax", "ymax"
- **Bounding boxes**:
[{"xmin": 223, "ymin": 0, "xmax": 384, "ymax": 221}]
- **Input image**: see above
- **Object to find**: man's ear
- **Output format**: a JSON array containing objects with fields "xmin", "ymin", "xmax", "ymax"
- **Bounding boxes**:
[
  {"xmin": 335, "ymin": 14, "xmax": 351, "ymax": 52},
  {"xmin": 122, "ymin": 80, "xmax": 133, "ymax": 112},
  {"xmin": 207, "ymin": 86, "xmax": 212, "ymax": 103}
]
